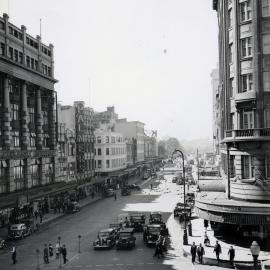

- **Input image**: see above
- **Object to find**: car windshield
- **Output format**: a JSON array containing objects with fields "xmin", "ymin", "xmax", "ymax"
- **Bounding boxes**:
[
  {"xmin": 149, "ymin": 227, "xmax": 160, "ymax": 233},
  {"xmin": 98, "ymin": 232, "xmax": 109, "ymax": 238},
  {"xmin": 119, "ymin": 232, "xmax": 131, "ymax": 237},
  {"xmin": 131, "ymin": 216, "xmax": 143, "ymax": 220},
  {"xmin": 151, "ymin": 214, "xmax": 161, "ymax": 219}
]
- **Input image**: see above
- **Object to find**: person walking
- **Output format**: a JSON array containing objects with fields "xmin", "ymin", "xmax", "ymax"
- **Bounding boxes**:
[
  {"xmin": 197, "ymin": 243, "xmax": 205, "ymax": 264},
  {"xmin": 55, "ymin": 242, "xmax": 60, "ymax": 259},
  {"xmin": 228, "ymin": 246, "xmax": 235, "ymax": 267},
  {"xmin": 213, "ymin": 240, "xmax": 222, "ymax": 263},
  {"xmin": 114, "ymin": 192, "xmax": 117, "ymax": 200},
  {"xmin": 250, "ymin": 241, "xmax": 260, "ymax": 270},
  {"xmin": 49, "ymin": 243, "xmax": 53, "ymax": 257},
  {"xmin": 11, "ymin": 246, "xmax": 17, "ymax": 264},
  {"xmin": 43, "ymin": 244, "xmax": 49, "ymax": 264},
  {"xmin": 61, "ymin": 244, "xmax": 67, "ymax": 264},
  {"xmin": 190, "ymin": 242, "xmax": 197, "ymax": 264},
  {"xmin": 39, "ymin": 211, "xmax": 43, "ymax": 224}
]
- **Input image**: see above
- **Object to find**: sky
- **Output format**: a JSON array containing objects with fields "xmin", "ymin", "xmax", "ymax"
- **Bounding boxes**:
[{"xmin": 0, "ymin": 0, "xmax": 219, "ymax": 140}]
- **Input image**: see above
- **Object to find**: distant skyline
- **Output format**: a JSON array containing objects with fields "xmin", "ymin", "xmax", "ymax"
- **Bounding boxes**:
[{"xmin": 0, "ymin": 0, "xmax": 219, "ymax": 140}]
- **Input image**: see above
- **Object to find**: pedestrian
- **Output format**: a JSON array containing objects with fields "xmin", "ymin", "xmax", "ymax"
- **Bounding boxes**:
[
  {"xmin": 55, "ymin": 242, "xmax": 60, "ymax": 259},
  {"xmin": 39, "ymin": 211, "xmax": 43, "ymax": 224},
  {"xmin": 49, "ymin": 243, "xmax": 53, "ymax": 257},
  {"xmin": 228, "ymin": 246, "xmax": 235, "ymax": 267},
  {"xmin": 114, "ymin": 192, "xmax": 117, "ymax": 200},
  {"xmin": 190, "ymin": 242, "xmax": 197, "ymax": 264},
  {"xmin": 43, "ymin": 244, "xmax": 49, "ymax": 264},
  {"xmin": 11, "ymin": 246, "xmax": 17, "ymax": 264},
  {"xmin": 34, "ymin": 210, "xmax": 38, "ymax": 220},
  {"xmin": 250, "ymin": 241, "xmax": 260, "ymax": 270},
  {"xmin": 213, "ymin": 240, "xmax": 222, "ymax": 263},
  {"xmin": 197, "ymin": 243, "xmax": 205, "ymax": 264},
  {"xmin": 61, "ymin": 244, "xmax": 67, "ymax": 264}
]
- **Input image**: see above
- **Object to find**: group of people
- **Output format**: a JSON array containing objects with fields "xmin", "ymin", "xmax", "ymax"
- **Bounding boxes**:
[{"xmin": 43, "ymin": 243, "xmax": 68, "ymax": 264}]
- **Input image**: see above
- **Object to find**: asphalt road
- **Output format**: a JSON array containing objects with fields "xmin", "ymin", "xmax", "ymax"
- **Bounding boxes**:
[{"xmin": 0, "ymin": 175, "xmax": 237, "ymax": 270}]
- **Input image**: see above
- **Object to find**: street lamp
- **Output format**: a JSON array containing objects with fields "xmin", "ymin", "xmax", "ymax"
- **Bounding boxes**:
[
  {"xmin": 171, "ymin": 149, "xmax": 188, "ymax": 245},
  {"xmin": 58, "ymin": 236, "xmax": 62, "ymax": 268},
  {"xmin": 78, "ymin": 235, "xmax": 82, "ymax": 253},
  {"xmin": 36, "ymin": 249, "xmax": 40, "ymax": 270}
]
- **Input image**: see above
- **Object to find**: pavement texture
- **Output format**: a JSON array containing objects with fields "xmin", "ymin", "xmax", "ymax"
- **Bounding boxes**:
[{"xmin": 0, "ymin": 172, "xmax": 266, "ymax": 270}]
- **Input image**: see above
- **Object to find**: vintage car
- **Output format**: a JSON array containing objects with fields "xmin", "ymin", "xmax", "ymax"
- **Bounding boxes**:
[
  {"xmin": 104, "ymin": 189, "xmax": 115, "ymax": 197},
  {"xmin": 8, "ymin": 223, "xmax": 32, "ymax": 240},
  {"xmin": 126, "ymin": 184, "xmax": 141, "ymax": 191},
  {"xmin": 172, "ymin": 177, "xmax": 178, "ymax": 183},
  {"xmin": 149, "ymin": 212, "xmax": 164, "ymax": 225},
  {"xmin": 121, "ymin": 187, "xmax": 131, "ymax": 196},
  {"xmin": 173, "ymin": 203, "xmax": 192, "ymax": 217},
  {"xmin": 129, "ymin": 213, "xmax": 146, "ymax": 232},
  {"xmin": 0, "ymin": 237, "xmax": 6, "ymax": 249},
  {"xmin": 66, "ymin": 201, "xmax": 80, "ymax": 214},
  {"xmin": 93, "ymin": 228, "xmax": 117, "ymax": 249},
  {"xmin": 179, "ymin": 210, "xmax": 191, "ymax": 223},
  {"xmin": 116, "ymin": 228, "xmax": 136, "ymax": 250},
  {"xmin": 143, "ymin": 224, "xmax": 161, "ymax": 246}
]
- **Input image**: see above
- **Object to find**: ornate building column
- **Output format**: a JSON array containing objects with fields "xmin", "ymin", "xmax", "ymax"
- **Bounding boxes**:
[
  {"xmin": 36, "ymin": 88, "xmax": 43, "ymax": 149},
  {"xmin": 3, "ymin": 76, "xmax": 11, "ymax": 149},
  {"xmin": 48, "ymin": 92, "xmax": 56, "ymax": 150},
  {"xmin": 21, "ymin": 82, "xmax": 29, "ymax": 149}
]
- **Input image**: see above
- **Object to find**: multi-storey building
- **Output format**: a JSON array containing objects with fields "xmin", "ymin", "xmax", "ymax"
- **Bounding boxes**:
[
  {"xmin": 58, "ymin": 101, "xmax": 95, "ymax": 195},
  {"xmin": 57, "ymin": 123, "xmax": 76, "ymax": 183},
  {"xmin": 195, "ymin": 1, "xmax": 270, "ymax": 240},
  {"xmin": 144, "ymin": 130, "xmax": 158, "ymax": 160},
  {"xmin": 125, "ymin": 138, "xmax": 137, "ymax": 166},
  {"xmin": 0, "ymin": 14, "xmax": 58, "ymax": 225},
  {"xmin": 114, "ymin": 119, "xmax": 145, "ymax": 163},
  {"xmin": 93, "ymin": 106, "xmax": 118, "ymax": 129},
  {"xmin": 94, "ymin": 129, "xmax": 127, "ymax": 174}
]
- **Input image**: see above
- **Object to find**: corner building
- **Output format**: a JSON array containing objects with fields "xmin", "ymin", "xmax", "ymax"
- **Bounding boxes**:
[
  {"xmin": 195, "ymin": 1, "xmax": 270, "ymax": 240},
  {"xmin": 0, "ymin": 14, "xmax": 58, "ymax": 223}
]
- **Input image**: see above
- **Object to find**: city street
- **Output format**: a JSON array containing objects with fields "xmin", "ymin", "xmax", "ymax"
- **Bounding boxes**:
[{"xmin": 0, "ymin": 175, "xmax": 233, "ymax": 270}]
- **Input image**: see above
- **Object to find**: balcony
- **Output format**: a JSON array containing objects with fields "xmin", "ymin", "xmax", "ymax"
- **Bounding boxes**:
[
  {"xmin": 235, "ymin": 91, "xmax": 256, "ymax": 103},
  {"xmin": 224, "ymin": 128, "xmax": 270, "ymax": 142}
]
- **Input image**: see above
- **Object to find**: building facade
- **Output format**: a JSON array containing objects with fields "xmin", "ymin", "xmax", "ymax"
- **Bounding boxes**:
[
  {"xmin": 93, "ymin": 106, "xmax": 118, "ymax": 129},
  {"xmin": 0, "ymin": 13, "xmax": 59, "ymax": 222},
  {"xmin": 94, "ymin": 129, "xmax": 127, "ymax": 174},
  {"xmin": 195, "ymin": 1, "xmax": 270, "ymax": 240},
  {"xmin": 144, "ymin": 130, "xmax": 158, "ymax": 160},
  {"xmin": 114, "ymin": 119, "xmax": 145, "ymax": 163}
]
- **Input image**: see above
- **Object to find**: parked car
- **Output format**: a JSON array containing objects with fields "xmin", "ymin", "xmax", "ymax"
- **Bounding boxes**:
[
  {"xmin": 172, "ymin": 177, "xmax": 178, "ymax": 183},
  {"xmin": 104, "ymin": 189, "xmax": 115, "ymax": 197},
  {"xmin": 66, "ymin": 201, "xmax": 80, "ymax": 214},
  {"xmin": 8, "ymin": 223, "xmax": 32, "ymax": 240},
  {"xmin": 129, "ymin": 213, "xmax": 146, "ymax": 232},
  {"xmin": 121, "ymin": 187, "xmax": 131, "ymax": 196},
  {"xmin": 143, "ymin": 224, "xmax": 161, "ymax": 246},
  {"xmin": 179, "ymin": 210, "xmax": 191, "ymax": 223},
  {"xmin": 116, "ymin": 228, "xmax": 136, "ymax": 250},
  {"xmin": 149, "ymin": 212, "xmax": 163, "ymax": 225},
  {"xmin": 0, "ymin": 237, "xmax": 6, "ymax": 249},
  {"xmin": 93, "ymin": 228, "xmax": 117, "ymax": 249},
  {"xmin": 127, "ymin": 184, "xmax": 141, "ymax": 191},
  {"xmin": 174, "ymin": 203, "xmax": 192, "ymax": 217}
]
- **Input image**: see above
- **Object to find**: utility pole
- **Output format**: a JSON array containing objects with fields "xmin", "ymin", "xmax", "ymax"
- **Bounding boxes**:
[{"xmin": 197, "ymin": 148, "xmax": 199, "ymax": 184}]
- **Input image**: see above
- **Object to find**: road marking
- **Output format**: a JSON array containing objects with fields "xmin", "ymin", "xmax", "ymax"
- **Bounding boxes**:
[{"xmin": 116, "ymin": 263, "xmax": 124, "ymax": 266}]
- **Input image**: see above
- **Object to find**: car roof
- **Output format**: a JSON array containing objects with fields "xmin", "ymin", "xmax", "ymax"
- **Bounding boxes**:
[
  {"xmin": 99, "ymin": 228, "xmax": 115, "ymax": 233},
  {"xmin": 119, "ymin": 228, "xmax": 134, "ymax": 233}
]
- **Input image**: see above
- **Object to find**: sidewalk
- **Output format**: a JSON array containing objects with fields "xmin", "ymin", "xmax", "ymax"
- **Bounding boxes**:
[
  {"xmin": 182, "ymin": 216, "xmax": 270, "ymax": 264},
  {"xmin": 0, "ymin": 175, "xmax": 145, "ymax": 238}
]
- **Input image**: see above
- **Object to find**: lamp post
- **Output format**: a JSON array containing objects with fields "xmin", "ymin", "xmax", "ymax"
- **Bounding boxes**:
[
  {"xmin": 58, "ymin": 236, "xmax": 62, "ymax": 268},
  {"xmin": 78, "ymin": 235, "xmax": 82, "ymax": 253},
  {"xmin": 36, "ymin": 249, "xmax": 40, "ymax": 270},
  {"xmin": 172, "ymin": 149, "xmax": 188, "ymax": 245}
]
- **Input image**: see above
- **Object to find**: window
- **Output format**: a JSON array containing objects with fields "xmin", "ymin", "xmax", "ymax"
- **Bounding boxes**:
[
  {"xmin": 35, "ymin": 60, "xmax": 38, "ymax": 70},
  {"xmin": 262, "ymin": 0, "xmax": 270, "ymax": 17},
  {"xmin": 106, "ymin": 160, "xmax": 110, "ymax": 168},
  {"xmin": 11, "ymin": 104, "xmax": 19, "ymax": 121},
  {"xmin": 14, "ymin": 49, "xmax": 18, "ymax": 62},
  {"xmin": 243, "ymin": 111, "xmax": 254, "ymax": 129},
  {"xmin": 239, "ymin": 0, "xmax": 252, "ymax": 22},
  {"xmin": 241, "ymin": 37, "xmax": 252, "ymax": 58},
  {"xmin": 19, "ymin": 52, "xmax": 23, "ymax": 64},
  {"xmin": 228, "ymin": 9, "xmax": 233, "ymax": 28},
  {"xmin": 31, "ymin": 58, "xmax": 34, "ymax": 69},
  {"xmin": 111, "ymin": 136, "xmax": 115, "ymax": 143},
  {"xmin": 0, "ymin": 43, "xmax": 5, "ymax": 56},
  {"xmin": 43, "ymin": 111, "xmax": 48, "ymax": 125},
  {"xmin": 106, "ymin": 136, "xmax": 109, "ymax": 143},
  {"xmin": 48, "ymin": 67, "xmax": 51, "ymax": 77},
  {"xmin": 263, "ymin": 34, "xmax": 270, "ymax": 54},
  {"xmin": 229, "ymin": 78, "xmax": 234, "ymax": 97},
  {"xmin": 14, "ymin": 160, "xmax": 25, "ymax": 191},
  {"xmin": 9, "ymin": 47, "xmax": 13, "ymax": 60},
  {"xmin": 106, "ymin": 148, "xmax": 110, "ymax": 155},
  {"xmin": 26, "ymin": 56, "xmax": 30, "ymax": 67},
  {"xmin": 98, "ymin": 160, "xmax": 102, "ymax": 168},
  {"xmin": 242, "ymin": 155, "xmax": 255, "ymax": 179},
  {"xmin": 241, "ymin": 73, "xmax": 253, "ymax": 92},
  {"xmin": 8, "ymin": 27, "xmax": 13, "ymax": 35},
  {"xmin": 30, "ymin": 160, "xmax": 40, "ymax": 187},
  {"xmin": 98, "ymin": 148, "xmax": 102, "ymax": 155},
  {"xmin": 30, "ymin": 133, "xmax": 36, "ymax": 147},
  {"xmin": 263, "ymin": 72, "xmax": 270, "ymax": 92},
  {"xmin": 11, "ymin": 131, "xmax": 20, "ymax": 147},
  {"xmin": 265, "ymin": 109, "xmax": 270, "ymax": 128},
  {"xmin": 229, "ymin": 44, "xmax": 233, "ymax": 64},
  {"xmin": 266, "ymin": 155, "xmax": 270, "ymax": 179},
  {"xmin": 0, "ymin": 161, "xmax": 7, "ymax": 194},
  {"xmin": 28, "ymin": 107, "xmax": 35, "ymax": 124},
  {"xmin": 97, "ymin": 136, "xmax": 101, "ymax": 143}
]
